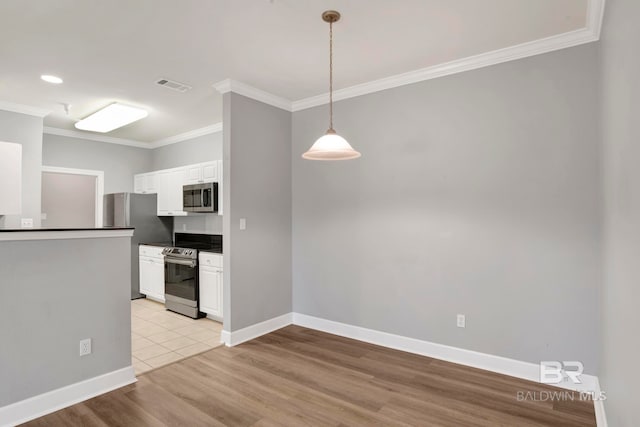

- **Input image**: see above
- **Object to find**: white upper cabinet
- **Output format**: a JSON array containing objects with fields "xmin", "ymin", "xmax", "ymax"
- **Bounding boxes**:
[
  {"xmin": 134, "ymin": 172, "xmax": 158, "ymax": 194},
  {"xmin": 184, "ymin": 161, "xmax": 218, "ymax": 185},
  {"xmin": 202, "ymin": 162, "xmax": 218, "ymax": 182},
  {"xmin": 133, "ymin": 160, "xmax": 223, "ymax": 216},
  {"xmin": 157, "ymin": 168, "xmax": 187, "ymax": 216},
  {"xmin": 0, "ymin": 142, "xmax": 22, "ymax": 215}
]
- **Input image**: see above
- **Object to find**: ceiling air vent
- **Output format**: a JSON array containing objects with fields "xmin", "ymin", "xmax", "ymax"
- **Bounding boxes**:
[{"xmin": 155, "ymin": 78, "xmax": 192, "ymax": 93}]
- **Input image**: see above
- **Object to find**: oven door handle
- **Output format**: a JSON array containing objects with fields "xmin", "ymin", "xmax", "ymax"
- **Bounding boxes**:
[{"xmin": 165, "ymin": 258, "xmax": 197, "ymax": 268}]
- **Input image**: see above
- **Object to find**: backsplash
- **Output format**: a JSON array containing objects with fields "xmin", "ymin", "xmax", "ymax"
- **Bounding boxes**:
[{"xmin": 174, "ymin": 215, "xmax": 222, "ymax": 235}]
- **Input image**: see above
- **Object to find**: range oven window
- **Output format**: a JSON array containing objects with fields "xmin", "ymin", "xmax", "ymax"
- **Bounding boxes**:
[{"xmin": 165, "ymin": 258, "xmax": 197, "ymax": 301}]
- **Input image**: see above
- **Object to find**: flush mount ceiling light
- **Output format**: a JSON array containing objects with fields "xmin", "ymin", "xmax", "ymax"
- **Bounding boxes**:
[
  {"xmin": 40, "ymin": 74, "xmax": 63, "ymax": 84},
  {"xmin": 75, "ymin": 102, "xmax": 148, "ymax": 133},
  {"xmin": 302, "ymin": 10, "xmax": 361, "ymax": 161}
]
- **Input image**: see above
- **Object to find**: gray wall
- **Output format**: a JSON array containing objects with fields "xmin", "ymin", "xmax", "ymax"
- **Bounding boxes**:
[
  {"xmin": 292, "ymin": 44, "xmax": 601, "ymax": 373},
  {"xmin": 0, "ymin": 110, "xmax": 43, "ymax": 228},
  {"xmin": 600, "ymin": 0, "xmax": 640, "ymax": 424},
  {"xmin": 42, "ymin": 133, "xmax": 152, "ymax": 194},
  {"xmin": 223, "ymin": 93, "xmax": 292, "ymax": 331},
  {"xmin": 41, "ymin": 172, "xmax": 96, "ymax": 228},
  {"xmin": 151, "ymin": 131, "xmax": 222, "ymax": 171},
  {"xmin": 0, "ymin": 235, "xmax": 131, "ymax": 406}
]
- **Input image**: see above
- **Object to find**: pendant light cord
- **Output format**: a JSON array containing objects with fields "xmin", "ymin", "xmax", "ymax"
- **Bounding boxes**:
[{"xmin": 329, "ymin": 20, "xmax": 334, "ymax": 131}]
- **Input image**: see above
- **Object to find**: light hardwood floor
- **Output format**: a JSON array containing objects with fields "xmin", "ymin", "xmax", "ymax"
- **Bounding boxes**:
[{"xmin": 23, "ymin": 325, "xmax": 596, "ymax": 426}]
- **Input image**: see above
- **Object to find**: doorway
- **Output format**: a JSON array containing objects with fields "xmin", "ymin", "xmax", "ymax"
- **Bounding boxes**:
[{"xmin": 41, "ymin": 166, "xmax": 104, "ymax": 228}]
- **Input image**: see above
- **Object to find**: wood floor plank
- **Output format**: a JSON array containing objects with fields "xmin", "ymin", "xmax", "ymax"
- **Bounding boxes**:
[{"xmin": 22, "ymin": 325, "xmax": 596, "ymax": 427}]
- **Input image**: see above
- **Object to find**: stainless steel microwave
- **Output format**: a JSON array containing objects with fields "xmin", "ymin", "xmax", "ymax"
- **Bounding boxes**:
[{"xmin": 183, "ymin": 182, "xmax": 218, "ymax": 213}]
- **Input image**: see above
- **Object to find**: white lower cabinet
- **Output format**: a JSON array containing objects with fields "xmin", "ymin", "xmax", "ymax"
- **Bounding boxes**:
[
  {"xmin": 199, "ymin": 253, "xmax": 223, "ymax": 318},
  {"xmin": 139, "ymin": 246, "xmax": 165, "ymax": 302}
]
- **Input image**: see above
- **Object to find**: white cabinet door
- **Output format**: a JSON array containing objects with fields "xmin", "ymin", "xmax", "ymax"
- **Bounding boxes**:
[
  {"xmin": 150, "ymin": 259, "xmax": 165, "ymax": 302},
  {"xmin": 134, "ymin": 173, "xmax": 158, "ymax": 194},
  {"xmin": 145, "ymin": 173, "xmax": 158, "ymax": 193},
  {"xmin": 139, "ymin": 257, "xmax": 153, "ymax": 296},
  {"xmin": 0, "ymin": 142, "xmax": 21, "ymax": 215},
  {"xmin": 157, "ymin": 168, "xmax": 187, "ymax": 216},
  {"xmin": 169, "ymin": 168, "xmax": 186, "ymax": 215},
  {"xmin": 157, "ymin": 172, "xmax": 171, "ymax": 214},
  {"xmin": 200, "ymin": 266, "xmax": 222, "ymax": 317},
  {"xmin": 184, "ymin": 162, "xmax": 217, "ymax": 185},
  {"xmin": 202, "ymin": 162, "xmax": 218, "ymax": 183},
  {"xmin": 134, "ymin": 174, "xmax": 145, "ymax": 194},
  {"xmin": 140, "ymin": 256, "xmax": 165, "ymax": 302},
  {"xmin": 184, "ymin": 165, "xmax": 202, "ymax": 185},
  {"xmin": 217, "ymin": 160, "xmax": 223, "ymax": 216}
]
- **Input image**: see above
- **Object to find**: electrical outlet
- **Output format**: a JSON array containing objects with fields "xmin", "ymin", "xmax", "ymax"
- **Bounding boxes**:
[
  {"xmin": 79, "ymin": 338, "xmax": 92, "ymax": 356},
  {"xmin": 457, "ymin": 314, "xmax": 466, "ymax": 328},
  {"xmin": 21, "ymin": 218, "xmax": 34, "ymax": 228},
  {"xmin": 239, "ymin": 218, "xmax": 246, "ymax": 230}
]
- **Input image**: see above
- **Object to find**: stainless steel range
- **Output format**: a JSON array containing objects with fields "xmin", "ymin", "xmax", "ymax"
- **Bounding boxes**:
[
  {"xmin": 162, "ymin": 233, "xmax": 222, "ymax": 319},
  {"xmin": 162, "ymin": 247, "xmax": 202, "ymax": 318}
]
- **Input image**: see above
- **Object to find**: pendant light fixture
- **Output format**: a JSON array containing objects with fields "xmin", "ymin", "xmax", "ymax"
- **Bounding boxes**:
[{"xmin": 302, "ymin": 10, "xmax": 361, "ymax": 161}]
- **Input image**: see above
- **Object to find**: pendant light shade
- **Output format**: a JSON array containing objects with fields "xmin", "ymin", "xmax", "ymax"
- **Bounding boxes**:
[
  {"xmin": 302, "ymin": 10, "xmax": 361, "ymax": 161},
  {"xmin": 303, "ymin": 129, "xmax": 361, "ymax": 160}
]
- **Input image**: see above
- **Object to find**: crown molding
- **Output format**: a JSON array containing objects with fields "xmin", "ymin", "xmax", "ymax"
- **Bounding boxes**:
[
  {"xmin": 587, "ymin": 0, "xmax": 606, "ymax": 39},
  {"xmin": 150, "ymin": 122, "xmax": 223, "ymax": 148},
  {"xmin": 43, "ymin": 123, "xmax": 224, "ymax": 150},
  {"xmin": 213, "ymin": 79, "xmax": 293, "ymax": 112},
  {"xmin": 0, "ymin": 100, "xmax": 50, "ymax": 118},
  {"xmin": 43, "ymin": 126, "xmax": 152, "ymax": 149},
  {"xmin": 291, "ymin": 0, "xmax": 605, "ymax": 111}
]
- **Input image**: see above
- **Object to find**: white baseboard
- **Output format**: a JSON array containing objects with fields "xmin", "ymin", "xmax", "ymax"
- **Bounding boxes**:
[
  {"xmin": 594, "ymin": 399, "xmax": 607, "ymax": 427},
  {"xmin": 221, "ymin": 313, "xmax": 293, "ymax": 347},
  {"xmin": 0, "ymin": 366, "xmax": 136, "ymax": 427}
]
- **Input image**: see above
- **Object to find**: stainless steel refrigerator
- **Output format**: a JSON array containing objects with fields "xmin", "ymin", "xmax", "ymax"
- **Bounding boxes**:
[{"xmin": 104, "ymin": 193, "xmax": 173, "ymax": 299}]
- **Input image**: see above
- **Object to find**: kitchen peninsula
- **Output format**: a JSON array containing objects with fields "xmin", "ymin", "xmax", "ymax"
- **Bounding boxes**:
[{"xmin": 0, "ymin": 227, "xmax": 136, "ymax": 423}]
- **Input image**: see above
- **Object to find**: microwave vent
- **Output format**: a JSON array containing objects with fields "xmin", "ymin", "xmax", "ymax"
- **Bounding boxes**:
[{"xmin": 155, "ymin": 78, "xmax": 192, "ymax": 93}]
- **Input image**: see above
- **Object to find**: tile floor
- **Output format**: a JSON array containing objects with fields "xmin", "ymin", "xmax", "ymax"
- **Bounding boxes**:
[{"xmin": 131, "ymin": 298, "xmax": 223, "ymax": 375}]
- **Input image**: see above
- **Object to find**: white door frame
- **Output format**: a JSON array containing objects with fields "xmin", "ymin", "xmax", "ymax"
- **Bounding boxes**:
[{"xmin": 41, "ymin": 166, "xmax": 105, "ymax": 227}]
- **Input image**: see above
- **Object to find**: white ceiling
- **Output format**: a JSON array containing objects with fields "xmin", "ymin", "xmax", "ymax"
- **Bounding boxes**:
[{"xmin": 0, "ymin": 0, "xmax": 588, "ymax": 143}]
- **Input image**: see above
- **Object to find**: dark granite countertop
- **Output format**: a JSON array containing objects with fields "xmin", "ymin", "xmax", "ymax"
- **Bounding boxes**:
[
  {"xmin": 199, "ymin": 249, "xmax": 224, "ymax": 254},
  {"xmin": 139, "ymin": 242, "xmax": 173, "ymax": 247},
  {"xmin": 0, "ymin": 227, "xmax": 135, "ymax": 232}
]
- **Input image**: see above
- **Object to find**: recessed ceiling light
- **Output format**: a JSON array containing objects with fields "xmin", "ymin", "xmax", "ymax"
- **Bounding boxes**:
[
  {"xmin": 41, "ymin": 75, "xmax": 63, "ymax": 84},
  {"xmin": 75, "ymin": 103, "xmax": 148, "ymax": 133}
]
